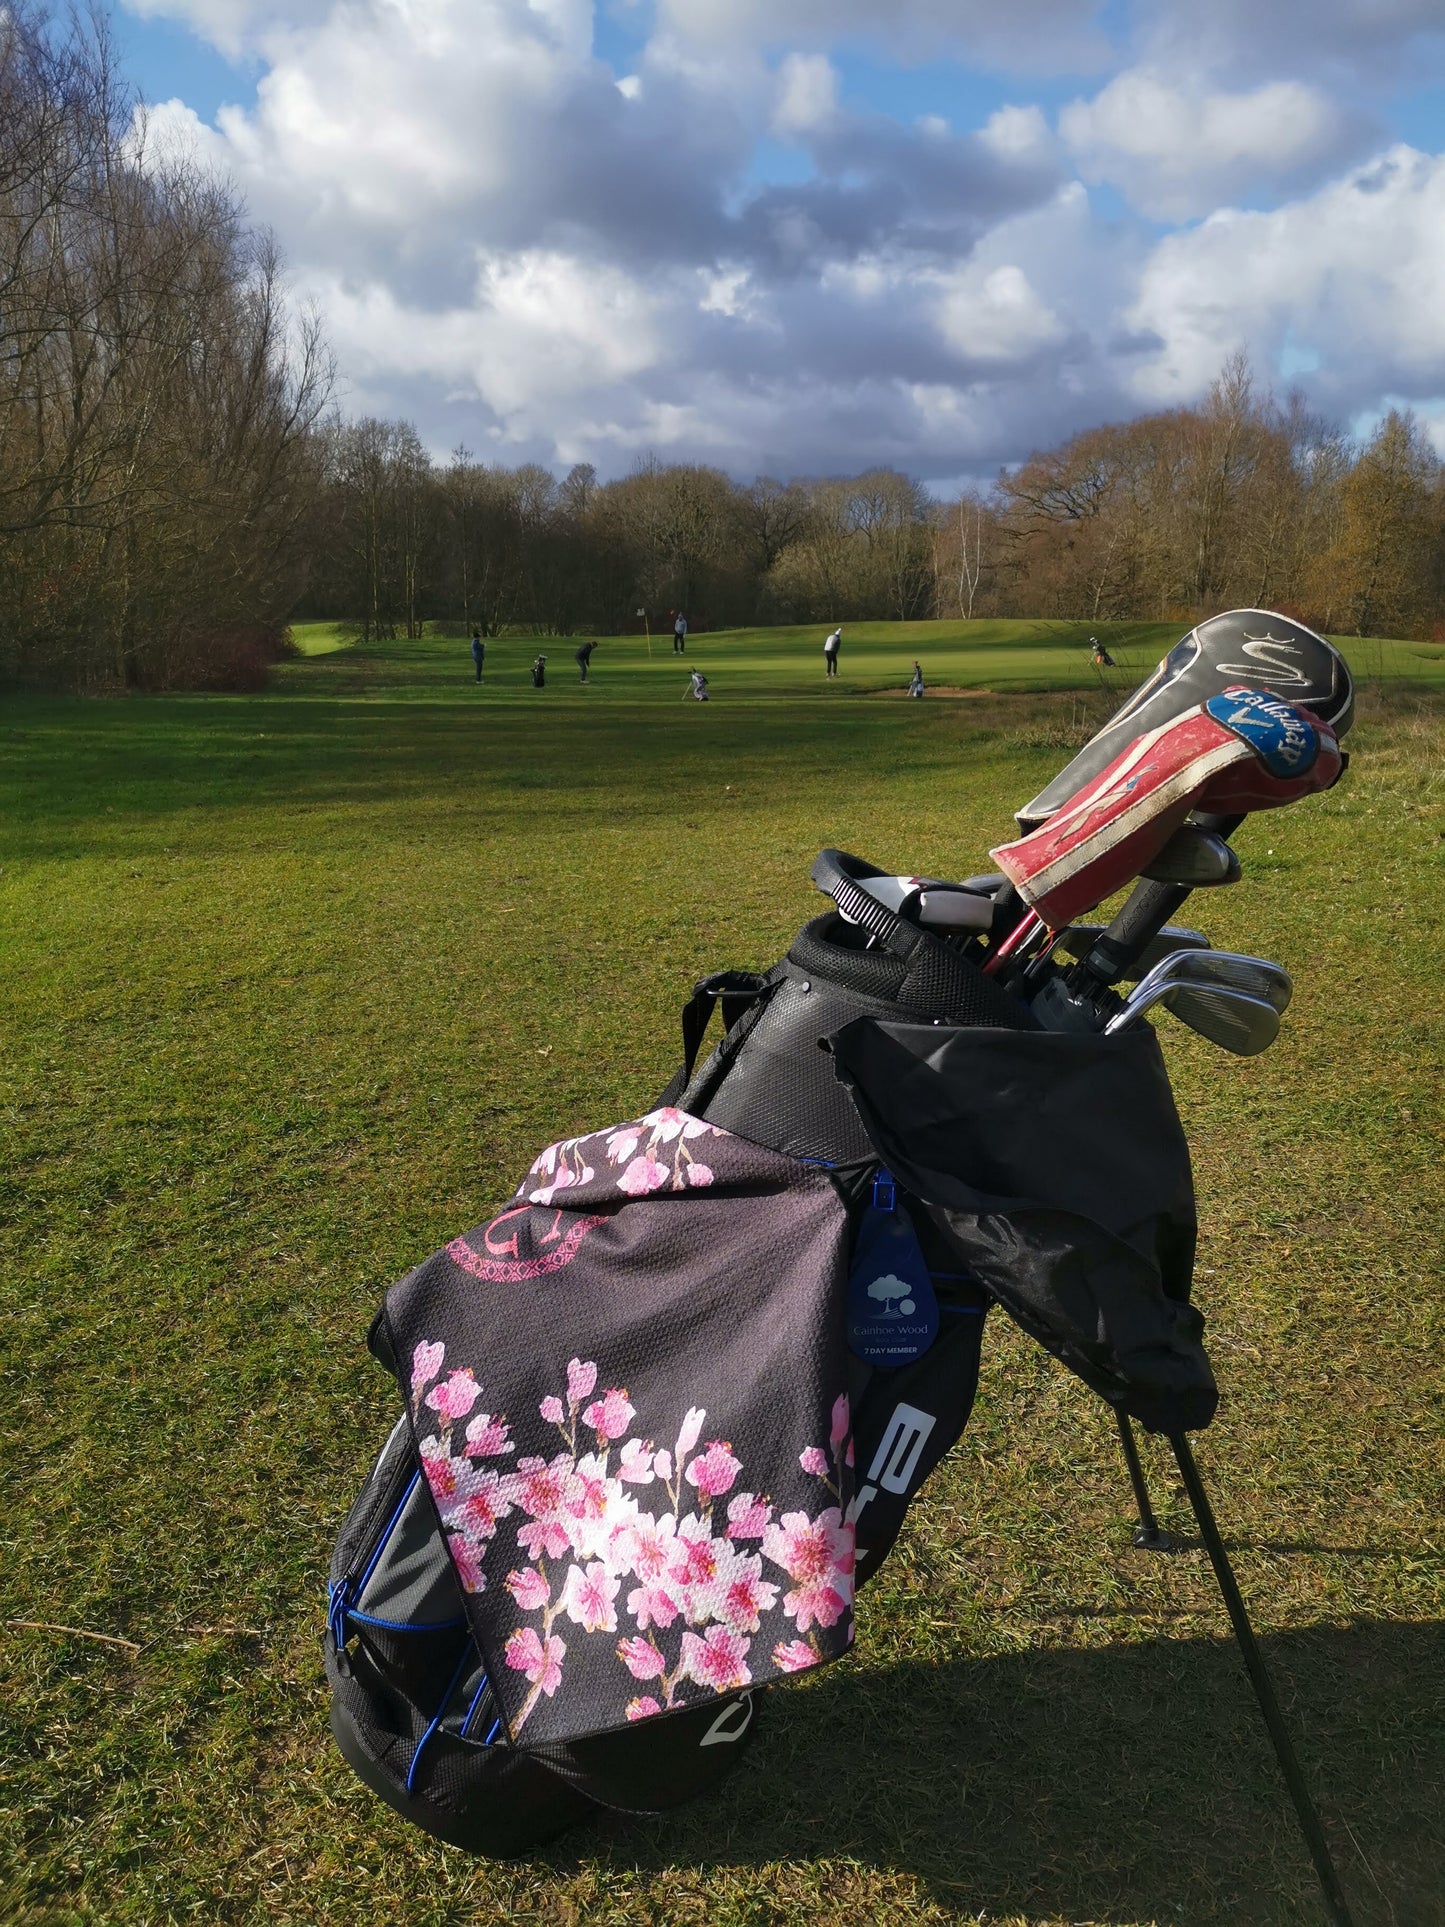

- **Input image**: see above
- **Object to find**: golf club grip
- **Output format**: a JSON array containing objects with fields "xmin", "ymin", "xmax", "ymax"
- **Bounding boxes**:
[{"xmin": 1085, "ymin": 811, "xmax": 1246, "ymax": 983}]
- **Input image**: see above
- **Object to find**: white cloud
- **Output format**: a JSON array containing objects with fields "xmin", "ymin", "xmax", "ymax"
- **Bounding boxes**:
[
  {"xmin": 933, "ymin": 262, "xmax": 1065, "ymax": 362},
  {"xmin": 1126, "ymin": 145, "xmax": 1445, "ymax": 407},
  {"xmin": 1061, "ymin": 69, "xmax": 1371, "ymax": 220},
  {"xmin": 655, "ymin": 0, "xmax": 1111, "ymax": 72},
  {"xmin": 773, "ymin": 53, "xmax": 838, "ymax": 136}
]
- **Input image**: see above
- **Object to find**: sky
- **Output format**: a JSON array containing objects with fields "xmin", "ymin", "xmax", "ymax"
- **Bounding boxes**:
[{"xmin": 115, "ymin": 0, "xmax": 1445, "ymax": 487}]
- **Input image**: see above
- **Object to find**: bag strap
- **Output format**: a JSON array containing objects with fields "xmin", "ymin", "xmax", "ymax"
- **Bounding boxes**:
[
  {"xmin": 655, "ymin": 969, "xmax": 774, "ymax": 1107},
  {"xmin": 810, "ymin": 848, "xmax": 927, "ymax": 962}
]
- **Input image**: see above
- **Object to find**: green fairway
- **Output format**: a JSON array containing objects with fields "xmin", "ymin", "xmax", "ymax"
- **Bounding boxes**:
[
  {"xmin": 2, "ymin": 626, "xmax": 1442, "ymax": 1926},
  {"xmin": 284, "ymin": 616, "xmax": 1445, "ymax": 703}
]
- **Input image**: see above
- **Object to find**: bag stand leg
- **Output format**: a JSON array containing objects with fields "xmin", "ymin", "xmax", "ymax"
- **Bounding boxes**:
[
  {"xmin": 1158, "ymin": 1430, "xmax": 1356, "ymax": 1927},
  {"xmin": 1114, "ymin": 1409, "xmax": 1176, "ymax": 1551}
]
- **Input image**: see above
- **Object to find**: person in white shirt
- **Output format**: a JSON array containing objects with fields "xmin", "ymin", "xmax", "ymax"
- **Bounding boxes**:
[
  {"xmin": 823, "ymin": 627, "xmax": 841, "ymax": 677},
  {"xmin": 673, "ymin": 612, "xmax": 688, "ymax": 654}
]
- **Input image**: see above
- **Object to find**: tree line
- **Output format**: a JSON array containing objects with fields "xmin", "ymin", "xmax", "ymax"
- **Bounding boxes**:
[
  {"xmin": 304, "ymin": 363, "xmax": 1445, "ymax": 650},
  {"xmin": 4, "ymin": 10, "xmax": 1443, "ymax": 690},
  {"xmin": 0, "ymin": 6, "xmax": 330, "ymax": 690}
]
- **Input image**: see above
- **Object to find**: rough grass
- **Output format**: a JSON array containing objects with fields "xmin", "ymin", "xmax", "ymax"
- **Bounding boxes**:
[{"xmin": 1, "ymin": 624, "xmax": 1442, "ymax": 1926}]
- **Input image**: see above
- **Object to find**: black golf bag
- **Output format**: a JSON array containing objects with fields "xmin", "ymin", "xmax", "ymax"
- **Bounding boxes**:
[{"xmin": 324, "ymin": 851, "xmax": 1214, "ymax": 1857}]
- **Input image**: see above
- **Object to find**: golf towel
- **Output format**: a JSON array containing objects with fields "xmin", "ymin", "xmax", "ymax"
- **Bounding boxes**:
[{"xmin": 379, "ymin": 1107, "xmax": 856, "ymax": 1748}]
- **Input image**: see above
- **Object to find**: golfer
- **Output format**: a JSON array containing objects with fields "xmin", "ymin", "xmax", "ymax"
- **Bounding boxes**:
[
  {"xmin": 575, "ymin": 639, "xmax": 596, "ymax": 682},
  {"xmin": 531, "ymin": 654, "xmax": 547, "ymax": 688},
  {"xmin": 470, "ymin": 631, "xmax": 485, "ymax": 681},
  {"xmin": 908, "ymin": 660, "xmax": 924, "ymax": 699},
  {"xmin": 823, "ymin": 627, "xmax": 841, "ymax": 677},
  {"xmin": 673, "ymin": 611, "xmax": 687, "ymax": 654}
]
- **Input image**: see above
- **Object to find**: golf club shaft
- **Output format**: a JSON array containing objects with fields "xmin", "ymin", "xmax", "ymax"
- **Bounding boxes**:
[{"xmin": 1079, "ymin": 812, "xmax": 1244, "ymax": 987}]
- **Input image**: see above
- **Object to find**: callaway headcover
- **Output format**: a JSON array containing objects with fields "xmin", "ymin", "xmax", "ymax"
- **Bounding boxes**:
[{"xmin": 989, "ymin": 689, "xmax": 1342, "ymax": 928}]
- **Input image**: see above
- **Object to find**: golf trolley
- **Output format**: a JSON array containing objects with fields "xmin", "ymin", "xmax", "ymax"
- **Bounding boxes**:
[{"xmin": 326, "ymin": 611, "xmax": 1358, "ymax": 1925}]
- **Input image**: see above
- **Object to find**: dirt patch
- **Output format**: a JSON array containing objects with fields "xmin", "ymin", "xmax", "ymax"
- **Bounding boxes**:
[{"xmin": 871, "ymin": 685, "xmax": 996, "ymax": 698}]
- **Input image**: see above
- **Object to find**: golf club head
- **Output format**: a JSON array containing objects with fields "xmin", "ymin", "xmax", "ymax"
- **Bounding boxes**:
[
  {"xmin": 1161, "ymin": 983, "xmax": 1281, "ymax": 1055},
  {"xmin": 1140, "ymin": 823, "xmax": 1242, "ymax": 887},
  {"xmin": 1181, "ymin": 949, "xmax": 1293, "ymax": 1014}
]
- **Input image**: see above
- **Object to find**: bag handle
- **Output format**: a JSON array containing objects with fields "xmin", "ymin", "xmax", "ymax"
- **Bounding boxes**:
[
  {"xmin": 655, "ymin": 969, "xmax": 774, "ymax": 1107},
  {"xmin": 810, "ymin": 848, "xmax": 925, "ymax": 962}
]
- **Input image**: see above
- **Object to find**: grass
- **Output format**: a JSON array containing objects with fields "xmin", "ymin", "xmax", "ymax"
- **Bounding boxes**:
[{"xmin": 1, "ymin": 622, "xmax": 1442, "ymax": 1926}]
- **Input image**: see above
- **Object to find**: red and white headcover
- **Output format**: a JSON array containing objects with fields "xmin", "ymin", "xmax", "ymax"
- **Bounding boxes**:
[{"xmin": 990, "ymin": 689, "xmax": 1340, "ymax": 928}]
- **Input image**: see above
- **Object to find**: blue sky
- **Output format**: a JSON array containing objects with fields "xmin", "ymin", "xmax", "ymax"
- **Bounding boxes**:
[{"xmin": 116, "ymin": 0, "xmax": 1445, "ymax": 484}]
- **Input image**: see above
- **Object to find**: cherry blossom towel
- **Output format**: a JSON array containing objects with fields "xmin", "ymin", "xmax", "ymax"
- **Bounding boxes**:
[{"xmin": 380, "ymin": 1107, "xmax": 856, "ymax": 1748}]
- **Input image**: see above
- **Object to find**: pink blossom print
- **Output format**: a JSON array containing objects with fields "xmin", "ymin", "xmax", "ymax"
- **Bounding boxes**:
[
  {"xmin": 426, "ymin": 1369, "xmax": 484, "ymax": 1421},
  {"xmin": 415, "ymin": 1336, "xmax": 853, "ymax": 1736},
  {"xmin": 506, "ymin": 1567, "xmax": 551, "ymax": 1612},
  {"xmin": 773, "ymin": 1639, "xmax": 820, "ymax": 1674},
  {"xmin": 684, "ymin": 1164, "xmax": 715, "ymax": 1187},
  {"xmin": 465, "ymin": 1414, "xmax": 513, "ymax": 1458},
  {"xmin": 449, "ymin": 1533, "xmax": 486, "ymax": 1594},
  {"xmin": 617, "ymin": 1155, "xmax": 668, "ymax": 1197},
  {"xmin": 681, "ymin": 1627, "xmax": 752, "ymax": 1692},
  {"xmin": 726, "ymin": 1492, "xmax": 772, "ymax": 1541},
  {"xmin": 763, "ymin": 1509, "xmax": 855, "ymax": 1633},
  {"xmin": 617, "ymin": 1636, "xmax": 667, "ymax": 1680},
  {"xmin": 410, "ymin": 1340, "xmax": 445, "ymax": 1395},
  {"xmin": 505, "ymin": 1627, "xmax": 565, "ymax": 1697},
  {"xmin": 560, "ymin": 1561, "xmax": 621, "ymax": 1634},
  {"xmin": 686, "ymin": 1440, "xmax": 742, "ymax": 1499},
  {"xmin": 582, "ymin": 1388, "xmax": 636, "ymax": 1441}
]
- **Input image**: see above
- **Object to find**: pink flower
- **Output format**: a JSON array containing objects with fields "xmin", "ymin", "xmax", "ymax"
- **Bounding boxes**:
[
  {"xmin": 455, "ymin": 1475, "xmax": 505, "ymax": 1541},
  {"xmin": 829, "ymin": 1394, "xmax": 850, "ymax": 1454},
  {"xmin": 617, "ymin": 1438, "xmax": 656, "ymax": 1484},
  {"xmin": 539, "ymin": 1395, "xmax": 565, "ymax": 1424},
  {"xmin": 611, "ymin": 1513, "xmax": 677, "ymax": 1583},
  {"xmin": 465, "ymin": 1414, "xmax": 512, "ymax": 1458},
  {"xmin": 772, "ymin": 1639, "xmax": 819, "ymax": 1674},
  {"xmin": 719, "ymin": 1569, "xmax": 780, "ymax": 1635},
  {"xmin": 426, "ymin": 1369, "xmax": 484, "ymax": 1420},
  {"xmin": 653, "ymin": 1450, "xmax": 673, "ymax": 1480},
  {"xmin": 448, "ymin": 1533, "xmax": 486, "ymax": 1593},
  {"xmin": 684, "ymin": 1163, "xmax": 715, "ymax": 1187},
  {"xmin": 686, "ymin": 1440, "xmax": 742, "ymax": 1499},
  {"xmin": 583, "ymin": 1387, "xmax": 635, "ymax": 1441},
  {"xmin": 410, "ymin": 1340, "xmax": 445, "ymax": 1394},
  {"xmin": 617, "ymin": 1635, "xmax": 667, "ymax": 1681},
  {"xmin": 420, "ymin": 1439, "xmax": 462, "ymax": 1506},
  {"xmin": 517, "ymin": 1517, "xmax": 571, "ymax": 1561},
  {"xmin": 626, "ymin": 1582, "xmax": 681, "ymax": 1630},
  {"xmin": 505, "ymin": 1626, "xmax": 565, "ymax": 1696},
  {"xmin": 681, "ymin": 1626, "xmax": 752, "ymax": 1692},
  {"xmin": 669, "ymin": 1519, "xmax": 721, "ymax": 1590},
  {"xmin": 625, "ymin": 1696, "xmax": 662, "ymax": 1722},
  {"xmin": 505, "ymin": 1566, "xmax": 550, "ymax": 1612},
  {"xmin": 799, "ymin": 1447, "xmax": 829, "ymax": 1477},
  {"xmin": 531, "ymin": 1164, "xmax": 593, "ymax": 1205},
  {"xmin": 566, "ymin": 1359, "xmax": 597, "ymax": 1406},
  {"xmin": 606, "ymin": 1129, "xmax": 640, "ymax": 1163},
  {"xmin": 617, "ymin": 1155, "xmax": 668, "ymax": 1196},
  {"xmin": 726, "ymin": 1492, "xmax": 772, "ymax": 1540},
  {"xmin": 646, "ymin": 1107, "xmax": 687, "ymax": 1141},
  {"xmin": 560, "ymin": 1561, "xmax": 620, "ymax": 1634},
  {"xmin": 675, "ymin": 1408, "xmax": 706, "ymax": 1459},
  {"xmin": 762, "ymin": 1508, "xmax": 855, "ymax": 1634}
]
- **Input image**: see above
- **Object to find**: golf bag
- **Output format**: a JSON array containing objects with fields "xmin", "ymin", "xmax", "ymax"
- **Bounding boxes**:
[{"xmin": 325, "ymin": 854, "xmax": 1213, "ymax": 1857}]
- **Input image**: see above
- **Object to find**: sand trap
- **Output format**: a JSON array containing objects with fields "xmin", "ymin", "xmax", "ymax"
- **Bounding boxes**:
[{"xmin": 871, "ymin": 685, "xmax": 996, "ymax": 699}]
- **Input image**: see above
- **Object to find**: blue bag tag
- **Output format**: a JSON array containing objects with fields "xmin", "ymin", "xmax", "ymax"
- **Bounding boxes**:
[{"xmin": 847, "ymin": 1170, "xmax": 940, "ymax": 1368}]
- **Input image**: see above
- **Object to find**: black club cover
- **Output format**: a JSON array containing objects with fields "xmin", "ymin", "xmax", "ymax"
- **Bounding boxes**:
[
  {"xmin": 380, "ymin": 1107, "xmax": 857, "ymax": 1749},
  {"xmin": 827, "ymin": 1021, "xmax": 1216, "ymax": 1435}
]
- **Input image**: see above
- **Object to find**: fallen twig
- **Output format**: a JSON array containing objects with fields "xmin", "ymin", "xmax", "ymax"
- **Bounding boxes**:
[{"xmin": 4, "ymin": 1618, "xmax": 141, "ymax": 1655}]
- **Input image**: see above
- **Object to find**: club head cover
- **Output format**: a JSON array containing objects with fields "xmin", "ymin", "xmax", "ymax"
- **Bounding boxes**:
[{"xmin": 989, "ymin": 689, "xmax": 1341, "ymax": 927}]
